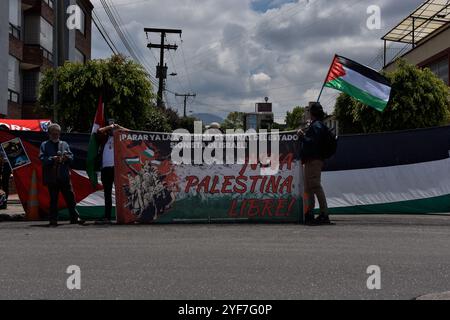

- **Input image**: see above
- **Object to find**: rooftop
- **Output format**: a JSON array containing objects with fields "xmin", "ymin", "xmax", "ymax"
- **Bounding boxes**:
[{"xmin": 382, "ymin": 0, "xmax": 450, "ymax": 46}]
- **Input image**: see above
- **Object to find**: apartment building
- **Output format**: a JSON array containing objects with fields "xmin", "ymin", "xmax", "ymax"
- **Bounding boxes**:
[
  {"xmin": 1, "ymin": 0, "xmax": 93, "ymax": 120},
  {"xmin": 382, "ymin": 0, "xmax": 449, "ymax": 87}
]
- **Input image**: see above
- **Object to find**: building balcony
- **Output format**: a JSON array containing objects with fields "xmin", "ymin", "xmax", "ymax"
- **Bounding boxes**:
[
  {"xmin": 22, "ymin": 0, "xmax": 53, "ymax": 10},
  {"xmin": 9, "ymin": 23, "xmax": 21, "ymax": 40},
  {"xmin": 22, "ymin": 0, "xmax": 54, "ymax": 25},
  {"xmin": 22, "ymin": 44, "xmax": 53, "ymax": 69},
  {"xmin": 9, "ymin": 31, "xmax": 24, "ymax": 61}
]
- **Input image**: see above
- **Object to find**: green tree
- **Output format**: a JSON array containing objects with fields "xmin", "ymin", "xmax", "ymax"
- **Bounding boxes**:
[
  {"xmin": 285, "ymin": 106, "xmax": 305, "ymax": 130},
  {"xmin": 222, "ymin": 112, "xmax": 245, "ymax": 130},
  {"xmin": 271, "ymin": 122, "xmax": 287, "ymax": 131},
  {"xmin": 162, "ymin": 108, "xmax": 198, "ymax": 133},
  {"xmin": 39, "ymin": 54, "xmax": 169, "ymax": 132},
  {"xmin": 144, "ymin": 107, "xmax": 171, "ymax": 133},
  {"xmin": 334, "ymin": 60, "xmax": 450, "ymax": 134},
  {"xmin": 333, "ymin": 94, "xmax": 363, "ymax": 134}
]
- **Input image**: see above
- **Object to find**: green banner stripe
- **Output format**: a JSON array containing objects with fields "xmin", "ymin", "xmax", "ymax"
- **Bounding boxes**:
[
  {"xmin": 325, "ymin": 78, "xmax": 388, "ymax": 112},
  {"xmin": 324, "ymin": 194, "xmax": 450, "ymax": 215}
]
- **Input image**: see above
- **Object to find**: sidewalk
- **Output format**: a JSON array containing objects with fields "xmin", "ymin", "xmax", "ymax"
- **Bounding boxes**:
[{"xmin": 0, "ymin": 194, "xmax": 25, "ymax": 221}]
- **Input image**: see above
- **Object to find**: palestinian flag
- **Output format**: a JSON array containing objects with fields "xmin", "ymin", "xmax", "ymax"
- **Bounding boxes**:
[
  {"xmin": 86, "ymin": 96, "xmax": 105, "ymax": 188},
  {"xmin": 324, "ymin": 55, "xmax": 392, "ymax": 112},
  {"xmin": 143, "ymin": 148, "xmax": 155, "ymax": 158},
  {"xmin": 125, "ymin": 157, "xmax": 141, "ymax": 165},
  {"xmin": 0, "ymin": 130, "xmax": 103, "ymax": 221}
]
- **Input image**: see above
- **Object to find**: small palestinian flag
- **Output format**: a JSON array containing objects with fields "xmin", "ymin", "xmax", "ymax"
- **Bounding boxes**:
[
  {"xmin": 125, "ymin": 157, "xmax": 141, "ymax": 165},
  {"xmin": 324, "ymin": 55, "xmax": 392, "ymax": 112},
  {"xmin": 143, "ymin": 148, "xmax": 155, "ymax": 158}
]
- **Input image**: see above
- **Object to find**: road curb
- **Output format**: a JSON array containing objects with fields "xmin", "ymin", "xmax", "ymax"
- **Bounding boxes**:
[
  {"xmin": 0, "ymin": 214, "xmax": 25, "ymax": 222},
  {"xmin": 416, "ymin": 291, "xmax": 450, "ymax": 300}
]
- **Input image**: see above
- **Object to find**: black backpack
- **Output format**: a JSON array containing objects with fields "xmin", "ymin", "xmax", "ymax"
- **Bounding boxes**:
[{"xmin": 321, "ymin": 126, "xmax": 338, "ymax": 159}]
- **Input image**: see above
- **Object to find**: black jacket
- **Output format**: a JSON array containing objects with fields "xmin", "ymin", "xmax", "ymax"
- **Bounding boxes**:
[
  {"xmin": 300, "ymin": 120, "xmax": 328, "ymax": 162},
  {"xmin": 39, "ymin": 140, "xmax": 74, "ymax": 185}
]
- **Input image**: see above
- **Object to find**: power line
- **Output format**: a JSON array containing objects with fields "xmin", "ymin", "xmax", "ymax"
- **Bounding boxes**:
[
  {"xmin": 106, "ymin": 0, "xmax": 158, "ymax": 74},
  {"xmin": 175, "ymin": 93, "xmax": 197, "ymax": 117},
  {"xmin": 168, "ymin": 48, "xmax": 187, "ymax": 93},
  {"xmin": 180, "ymin": 39, "xmax": 194, "ymax": 93},
  {"xmin": 98, "ymin": 0, "xmax": 164, "ymax": 99},
  {"xmin": 100, "ymin": 0, "xmax": 138, "ymax": 60},
  {"xmin": 92, "ymin": 9, "xmax": 119, "ymax": 54}
]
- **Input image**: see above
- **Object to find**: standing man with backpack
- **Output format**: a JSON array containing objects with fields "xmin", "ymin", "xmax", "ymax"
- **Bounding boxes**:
[{"xmin": 297, "ymin": 103, "xmax": 337, "ymax": 225}]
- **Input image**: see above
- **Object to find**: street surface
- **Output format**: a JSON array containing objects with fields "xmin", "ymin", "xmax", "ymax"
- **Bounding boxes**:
[{"xmin": 1, "ymin": 205, "xmax": 449, "ymax": 300}]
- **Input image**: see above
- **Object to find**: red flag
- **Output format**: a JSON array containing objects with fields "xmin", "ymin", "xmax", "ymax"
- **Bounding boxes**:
[{"xmin": 87, "ymin": 96, "xmax": 105, "ymax": 187}]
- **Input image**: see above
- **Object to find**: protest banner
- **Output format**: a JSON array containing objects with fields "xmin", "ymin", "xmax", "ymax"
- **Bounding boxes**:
[{"xmin": 113, "ymin": 130, "xmax": 304, "ymax": 224}]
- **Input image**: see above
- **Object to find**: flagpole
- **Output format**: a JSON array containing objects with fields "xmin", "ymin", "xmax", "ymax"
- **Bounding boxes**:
[
  {"xmin": 317, "ymin": 83, "xmax": 326, "ymax": 103},
  {"xmin": 317, "ymin": 54, "xmax": 338, "ymax": 103}
]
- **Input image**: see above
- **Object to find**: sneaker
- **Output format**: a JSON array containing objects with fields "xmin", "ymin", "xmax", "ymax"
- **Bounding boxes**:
[
  {"xmin": 48, "ymin": 221, "xmax": 58, "ymax": 227},
  {"xmin": 315, "ymin": 214, "xmax": 332, "ymax": 225},
  {"xmin": 304, "ymin": 213, "xmax": 317, "ymax": 225},
  {"xmin": 70, "ymin": 218, "xmax": 86, "ymax": 225}
]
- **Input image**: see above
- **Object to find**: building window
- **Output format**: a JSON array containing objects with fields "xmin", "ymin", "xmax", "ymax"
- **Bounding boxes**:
[
  {"xmin": 9, "ymin": 0, "xmax": 21, "ymax": 27},
  {"xmin": 8, "ymin": 89, "xmax": 20, "ymax": 104},
  {"xmin": 8, "ymin": 55, "xmax": 20, "ymax": 94},
  {"xmin": 40, "ymin": 18, "xmax": 53, "ymax": 53},
  {"xmin": 74, "ymin": 48, "xmax": 85, "ymax": 63},
  {"xmin": 23, "ymin": 71, "xmax": 41, "ymax": 102},
  {"xmin": 9, "ymin": 0, "xmax": 21, "ymax": 39},
  {"xmin": 427, "ymin": 57, "xmax": 449, "ymax": 85}
]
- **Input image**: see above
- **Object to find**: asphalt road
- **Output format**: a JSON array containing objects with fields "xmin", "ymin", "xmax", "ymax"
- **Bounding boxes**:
[{"xmin": 0, "ymin": 215, "xmax": 450, "ymax": 300}]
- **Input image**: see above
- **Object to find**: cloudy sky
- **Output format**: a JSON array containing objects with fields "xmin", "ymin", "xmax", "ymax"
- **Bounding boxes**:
[{"xmin": 91, "ymin": 0, "xmax": 424, "ymax": 122}]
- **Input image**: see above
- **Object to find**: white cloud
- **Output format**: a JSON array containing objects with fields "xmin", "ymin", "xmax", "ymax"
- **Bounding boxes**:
[
  {"xmin": 251, "ymin": 72, "xmax": 271, "ymax": 83},
  {"xmin": 91, "ymin": 0, "xmax": 424, "ymax": 123}
]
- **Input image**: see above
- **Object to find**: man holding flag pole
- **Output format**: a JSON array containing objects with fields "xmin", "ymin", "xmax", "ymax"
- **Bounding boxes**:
[
  {"xmin": 87, "ymin": 96, "xmax": 128, "ymax": 224},
  {"xmin": 299, "ymin": 54, "xmax": 392, "ymax": 225}
]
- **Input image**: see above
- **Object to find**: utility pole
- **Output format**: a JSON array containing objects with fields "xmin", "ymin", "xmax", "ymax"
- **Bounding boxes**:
[
  {"xmin": 144, "ymin": 28, "xmax": 182, "ymax": 108},
  {"xmin": 175, "ymin": 93, "xmax": 197, "ymax": 117}
]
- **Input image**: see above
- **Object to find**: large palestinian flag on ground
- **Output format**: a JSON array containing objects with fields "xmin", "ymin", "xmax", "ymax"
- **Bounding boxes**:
[
  {"xmin": 321, "ymin": 125, "xmax": 450, "ymax": 214},
  {"xmin": 0, "ymin": 131, "xmax": 107, "ymax": 221},
  {"xmin": 324, "ymin": 55, "xmax": 392, "ymax": 112},
  {"xmin": 0, "ymin": 125, "xmax": 449, "ymax": 222}
]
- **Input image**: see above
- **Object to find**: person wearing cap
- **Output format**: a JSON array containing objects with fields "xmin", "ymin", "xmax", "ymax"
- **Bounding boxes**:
[
  {"xmin": 39, "ymin": 123, "xmax": 84, "ymax": 227},
  {"xmin": 297, "ymin": 103, "xmax": 331, "ymax": 225},
  {"xmin": 207, "ymin": 122, "xmax": 223, "ymax": 133}
]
